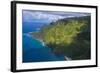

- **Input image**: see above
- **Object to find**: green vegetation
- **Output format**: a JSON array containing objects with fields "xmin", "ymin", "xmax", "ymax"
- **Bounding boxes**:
[
  {"xmin": 42, "ymin": 20, "xmax": 85, "ymax": 45},
  {"xmin": 33, "ymin": 16, "xmax": 91, "ymax": 60}
]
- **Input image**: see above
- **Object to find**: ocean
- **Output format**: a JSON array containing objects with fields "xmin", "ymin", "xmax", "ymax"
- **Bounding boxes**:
[
  {"xmin": 22, "ymin": 22, "xmax": 47, "ymax": 33},
  {"xmin": 22, "ymin": 22, "xmax": 65, "ymax": 63}
]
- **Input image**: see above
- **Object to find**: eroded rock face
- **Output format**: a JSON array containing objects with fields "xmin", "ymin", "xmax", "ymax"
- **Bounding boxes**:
[{"xmin": 30, "ymin": 32, "xmax": 43, "ymax": 39}]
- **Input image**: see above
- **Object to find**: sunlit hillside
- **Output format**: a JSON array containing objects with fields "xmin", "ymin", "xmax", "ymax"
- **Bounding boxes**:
[{"xmin": 31, "ymin": 16, "xmax": 91, "ymax": 60}]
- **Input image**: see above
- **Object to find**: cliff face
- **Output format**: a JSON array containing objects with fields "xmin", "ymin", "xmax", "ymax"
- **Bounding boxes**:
[
  {"xmin": 30, "ymin": 16, "xmax": 91, "ymax": 60},
  {"xmin": 30, "ymin": 32, "xmax": 44, "ymax": 41}
]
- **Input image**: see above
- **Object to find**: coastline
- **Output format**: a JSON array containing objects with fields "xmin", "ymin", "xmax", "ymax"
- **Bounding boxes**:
[
  {"xmin": 27, "ymin": 32, "xmax": 46, "ymax": 46},
  {"xmin": 24, "ymin": 32, "xmax": 72, "ymax": 61}
]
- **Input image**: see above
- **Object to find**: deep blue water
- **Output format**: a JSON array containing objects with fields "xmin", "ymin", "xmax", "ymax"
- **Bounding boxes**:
[
  {"xmin": 23, "ymin": 22, "xmax": 65, "ymax": 63},
  {"xmin": 23, "ymin": 22, "xmax": 48, "ymax": 33}
]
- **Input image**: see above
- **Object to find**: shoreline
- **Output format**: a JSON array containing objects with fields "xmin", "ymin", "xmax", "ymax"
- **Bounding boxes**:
[
  {"xmin": 23, "ymin": 32, "xmax": 72, "ymax": 61},
  {"xmin": 27, "ymin": 32, "xmax": 46, "ymax": 46}
]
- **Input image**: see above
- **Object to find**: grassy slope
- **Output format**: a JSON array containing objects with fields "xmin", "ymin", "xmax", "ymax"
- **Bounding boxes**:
[{"xmin": 31, "ymin": 16, "xmax": 91, "ymax": 60}]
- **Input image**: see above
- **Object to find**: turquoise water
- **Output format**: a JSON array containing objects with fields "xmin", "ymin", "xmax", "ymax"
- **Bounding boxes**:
[
  {"xmin": 23, "ymin": 33, "xmax": 65, "ymax": 63},
  {"xmin": 22, "ymin": 21, "xmax": 67, "ymax": 63}
]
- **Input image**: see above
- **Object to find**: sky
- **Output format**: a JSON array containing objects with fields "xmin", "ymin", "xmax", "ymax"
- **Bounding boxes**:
[{"xmin": 22, "ymin": 10, "xmax": 90, "ymax": 23}]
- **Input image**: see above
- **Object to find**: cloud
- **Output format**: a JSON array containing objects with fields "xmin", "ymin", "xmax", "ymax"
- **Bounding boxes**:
[
  {"xmin": 23, "ymin": 11, "xmax": 67, "ymax": 22},
  {"xmin": 22, "ymin": 10, "xmax": 90, "ymax": 22}
]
